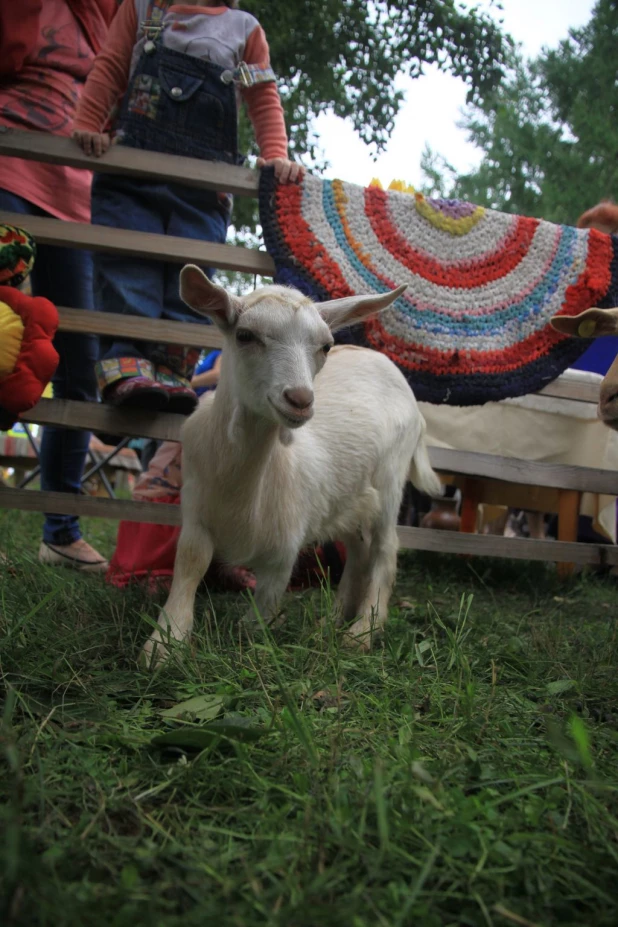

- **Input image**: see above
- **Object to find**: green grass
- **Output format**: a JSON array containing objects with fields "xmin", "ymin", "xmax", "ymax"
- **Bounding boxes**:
[{"xmin": 2, "ymin": 510, "xmax": 618, "ymax": 926}]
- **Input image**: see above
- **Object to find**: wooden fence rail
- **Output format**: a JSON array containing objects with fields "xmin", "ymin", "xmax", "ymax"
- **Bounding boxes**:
[
  {"xmin": 2, "ymin": 488, "xmax": 616, "ymax": 567},
  {"xmin": 0, "ymin": 127, "xmax": 260, "ymax": 196},
  {"xmin": 57, "ymin": 307, "xmax": 223, "ymax": 349},
  {"xmin": 1, "ymin": 127, "xmax": 617, "ymax": 570},
  {"xmin": 18, "ymin": 398, "xmax": 618, "ymax": 496},
  {"xmin": 0, "ymin": 210, "xmax": 274, "ymax": 276}
]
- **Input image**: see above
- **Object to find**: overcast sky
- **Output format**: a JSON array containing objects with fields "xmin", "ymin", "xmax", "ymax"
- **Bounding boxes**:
[{"xmin": 315, "ymin": 0, "xmax": 596, "ymax": 188}]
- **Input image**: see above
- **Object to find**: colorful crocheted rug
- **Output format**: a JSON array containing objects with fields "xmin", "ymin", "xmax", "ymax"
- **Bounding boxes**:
[{"xmin": 259, "ymin": 170, "xmax": 618, "ymax": 405}]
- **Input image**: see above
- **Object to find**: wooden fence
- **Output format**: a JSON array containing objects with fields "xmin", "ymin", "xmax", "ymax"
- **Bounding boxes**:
[{"xmin": 1, "ymin": 127, "xmax": 617, "ymax": 570}]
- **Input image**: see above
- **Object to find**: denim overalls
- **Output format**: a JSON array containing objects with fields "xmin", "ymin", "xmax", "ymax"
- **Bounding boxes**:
[{"xmin": 92, "ymin": 5, "xmax": 273, "ymax": 393}]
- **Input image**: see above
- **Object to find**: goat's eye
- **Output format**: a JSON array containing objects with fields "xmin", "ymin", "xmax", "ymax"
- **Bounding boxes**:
[
  {"xmin": 322, "ymin": 344, "xmax": 332, "ymax": 355},
  {"xmin": 236, "ymin": 329, "xmax": 258, "ymax": 345}
]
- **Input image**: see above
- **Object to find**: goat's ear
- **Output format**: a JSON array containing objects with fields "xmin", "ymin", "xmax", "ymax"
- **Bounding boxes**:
[
  {"xmin": 180, "ymin": 264, "xmax": 240, "ymax": 330},
  {"xmin": 550, "ymin": 307, "xmax": 618, "ymax": 338},
  {"xmin": 318, "ymin": 284, "xmax": 407, "ymax": 332}
]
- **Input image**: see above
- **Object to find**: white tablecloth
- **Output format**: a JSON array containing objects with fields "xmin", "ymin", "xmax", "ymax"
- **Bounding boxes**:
[{"xmin": 419, "ymin": 370, "xmax": 618, "ymax": 542}]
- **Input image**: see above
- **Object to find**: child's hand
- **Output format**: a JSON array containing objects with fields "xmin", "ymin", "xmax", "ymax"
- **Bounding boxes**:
[
  {"xmin": 256, "ymin": 157, "xmax": 304, "ymax": 184},
  {"xmin": 72, "ymin": 130, "xmax": 112, "ymax": 158}
]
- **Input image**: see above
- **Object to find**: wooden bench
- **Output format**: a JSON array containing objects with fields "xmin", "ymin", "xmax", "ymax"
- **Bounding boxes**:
[
  {"xmin": 1, "ymin": 127, "xmax": 617, "ymax": 571},
  {"xmin": 0, "ymin": 426, "xmax": 141, "ymax": 496},
  {"xmin": 0, "ymin": 428, "xmax": 39, "ymax": 486}
]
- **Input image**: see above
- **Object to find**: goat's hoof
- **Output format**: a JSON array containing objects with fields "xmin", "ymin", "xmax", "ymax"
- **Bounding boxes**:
[
  {"xmin": 342, "ymin": 619, "xmax": 380, "ymax": 652},
  {"xmin": 267, "ymin": 611, "xmax": 287, "ymax": 630},
  {"xmin": 321, "ymin": 610, "xmax": 346, "ymax": 631},
  {"xmin": 139, "ymin": 634, "xmax": 169, "ymax": 670},
  {"xmin": 342, "ymin": 632, "xmax": 372, "ymax": 652}
]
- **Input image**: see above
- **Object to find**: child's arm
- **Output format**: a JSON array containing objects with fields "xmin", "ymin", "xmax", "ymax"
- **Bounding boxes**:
[
  {"xmin": 72, "ymin": 0, "xmax": 137, "ymax": 157},
  {"xmin": 191, "ymin": 354, "xmax": 222, "ymax": 391},
  {"xmin": 242, "ymin": 25, "xmax": 304, "ymax": 184}
]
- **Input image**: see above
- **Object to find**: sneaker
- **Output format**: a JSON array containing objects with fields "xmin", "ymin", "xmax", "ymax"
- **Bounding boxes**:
[
  {"xmin": 161, "ymin": 383, "xmax": 199, "ymax": 415},
  {"xmin": 39, "ymin": 539, "xmax": 109, "ymax": 573},
  {"xmin": 102, "ymin": 376, "xmax": 169, "ymax": 411}
]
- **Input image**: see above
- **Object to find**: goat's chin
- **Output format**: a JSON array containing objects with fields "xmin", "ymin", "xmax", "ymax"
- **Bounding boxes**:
[{"xmin": 267, "ymin": 398, "xmax": 313, "ymax": 429}]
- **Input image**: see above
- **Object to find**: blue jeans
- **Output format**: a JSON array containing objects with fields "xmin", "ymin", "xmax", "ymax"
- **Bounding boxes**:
[
  {"xmin": 91, "ymin": 174, "xmax": 228, "ymax": 382},
  {"xmin": 0, "ymin": 189, "xmax": 99, "ymax": 545}
]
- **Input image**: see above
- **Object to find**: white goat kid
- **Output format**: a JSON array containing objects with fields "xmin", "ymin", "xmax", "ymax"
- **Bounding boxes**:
[{"xmin": 142, "ymin": 266, "xmax": 441, "ymax": 665}]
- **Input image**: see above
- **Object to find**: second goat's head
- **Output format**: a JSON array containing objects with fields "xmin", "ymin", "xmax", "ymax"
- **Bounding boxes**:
[{"xmin": 181, "ymin": 265, "xmax": 406, "ymax": 429}]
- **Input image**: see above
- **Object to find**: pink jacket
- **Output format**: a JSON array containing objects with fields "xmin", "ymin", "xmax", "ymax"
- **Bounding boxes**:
[
  {"xmin": 0, "ymin": 0, "xmax": 117, "ymax": 73},
  {"xmin": 0, "ymin": 0, "xmax": 118, "ymax": 222}
]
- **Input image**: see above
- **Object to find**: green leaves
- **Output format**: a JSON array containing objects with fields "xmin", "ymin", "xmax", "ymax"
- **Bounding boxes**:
[
  {"xmin": 546, "ymin": 679, "xmax": 576, "ymax": 697},
  {"xmin": 545, "ymin": 715, "xmax": 594, "ymax": 770},
  {"xmin": 151, "ymin": 719, "xmax": 266, "ymax": 753},
  {"xmin": 234, "ymin": 1, "xmax": 511, "ymax": 235},
  {"xmin": 154, "ymin": 694, "xmax": 266, "ymax": 753},
  {"xmin": 159, "ymin": 694, "xmax": 226, "ymax": 723},
  {"xmin": 422, "ymin": 1, "xmax": 618, "ymax": 225},
  {"xmin": 569, "ymin": 715, "xmax": 593, "ymax": 770}
]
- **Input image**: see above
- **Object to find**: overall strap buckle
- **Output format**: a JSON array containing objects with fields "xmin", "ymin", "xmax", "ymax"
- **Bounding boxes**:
[
  {"xmin": 142, "ymin": 20, "xmax": 165, "ymax": 38},
  {"xmin": 141, "ymin": 0, "xmax": 172, "ymax": 50},
  {"xmin": 237, "ymin": 61, "xmax": 255, "ymax": 87},
  {"xmin": 220, "ymin": 61, "xmax": 277, "ymax": 88},
  {"xmin": 141, "ymin": 20, "xmax": 164, "ymax": 54}
]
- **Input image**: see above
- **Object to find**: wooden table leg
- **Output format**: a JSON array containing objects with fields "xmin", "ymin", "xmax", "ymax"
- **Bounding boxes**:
[
  {"xmin": 526, "ymin": 511, "xmax": 546, "ymax": 540},
  {"xmin": 460, "ymin": 478, "xmax": 483, "ymax": 534},
  {"xmin": 557, "ymin": 489, "xmax": 582, "ymax": 578}
]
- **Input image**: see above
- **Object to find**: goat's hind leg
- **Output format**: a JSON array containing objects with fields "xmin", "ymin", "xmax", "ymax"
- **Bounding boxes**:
[
  {"xmin": 244, "ymin": 555, "xmax": 297, "ymax": 630},
  {"xmin": 141, "ymin": 522, "xmax": 214, "ymax": 667},
  {"xmin": 330, "ymin": 529, "xmax": 371, "ymax": 628},
  {"xmin": 345, "ymin": 523, "xmax": 398, "ymax": 651}
]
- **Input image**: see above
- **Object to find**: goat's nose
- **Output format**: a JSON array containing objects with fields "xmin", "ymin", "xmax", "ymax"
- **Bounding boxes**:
[{"xmin": 283, "ymin": 386, "xmax": 314, "ymax": 410}]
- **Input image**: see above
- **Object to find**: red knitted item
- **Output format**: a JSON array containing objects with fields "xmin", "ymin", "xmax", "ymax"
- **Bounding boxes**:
[{"xmin": 0, "ymin": 285, "xmax": 58, "ymax": 415}]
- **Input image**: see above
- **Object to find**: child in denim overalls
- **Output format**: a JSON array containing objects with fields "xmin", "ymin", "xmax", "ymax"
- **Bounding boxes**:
[{"xmin": 73, "ymin": 0, "xmax": 302, "ymax": 413}]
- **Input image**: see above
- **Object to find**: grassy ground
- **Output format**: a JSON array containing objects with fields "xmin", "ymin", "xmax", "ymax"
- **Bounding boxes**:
[{"xmin": 1, "ymin": 510, "xmax": 618, "ymax": 927}]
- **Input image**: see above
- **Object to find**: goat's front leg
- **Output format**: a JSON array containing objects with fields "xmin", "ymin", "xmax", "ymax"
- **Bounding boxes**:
[
  {"xmin": 244, "ymin": 556, "xmax": 296, "ymax": 630},
  {"xmin": 141, "ymin": 523, "xmax": 214, "ymax": 667}
]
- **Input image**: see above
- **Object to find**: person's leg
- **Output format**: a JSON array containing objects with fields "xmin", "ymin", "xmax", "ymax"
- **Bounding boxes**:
[
  {"xmin": 91, "ymin": 175, "xmax": 168, "ymax": 407},
  {"xmin": 30, "ymin": 239, "xmax": 107, "ymax": 561},
  {"xmin": 0, "ymin": 188, "xmax": 107, "ymax": 567},
  {"xmin": 162, "ymin": 185, "xmax": 228, "ymax": 328},
  {"xmin": 150, "ymin": 186, "xmax": 228, "ymax": 413}
]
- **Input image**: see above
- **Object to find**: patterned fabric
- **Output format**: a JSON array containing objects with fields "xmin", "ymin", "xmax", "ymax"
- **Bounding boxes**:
[
  {"xmin": 95, "ymin": 355, "xmax": 198, "ymax": 391},
  {"xmin": 0, "ymin": 224, "xmax": 36, "ymax": 287},
  {"xmin": 150, "ymin": 344, "xmax": 200, "ymax": 382},
  {"xmin": 155, "ymin": 366, "xmax": 191, "ymax": 389},
  {"xmin": 259, "ymin": 171, "xmax": 618, "ymax": 406},
  {"xmin": 220, "ymin": 62, "xmax": 277, "ymax": 87},
  {"xmin": 95, "ymin": 356, "xmax": 154, "ymax": 391}
]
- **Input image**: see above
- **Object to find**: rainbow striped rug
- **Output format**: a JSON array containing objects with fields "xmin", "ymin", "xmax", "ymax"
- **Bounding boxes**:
[{"xmin": 259, "ymin": 170, "xmax": 618, "ymax": 405}]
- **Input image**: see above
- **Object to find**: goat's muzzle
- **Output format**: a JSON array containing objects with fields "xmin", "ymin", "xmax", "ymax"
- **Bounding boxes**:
[
  {"xmin": 283, "ymin": 387, "xmax": 314, "ymax": 411},
  {"xmin": 269, "ymin": 387, "xmax": 315, "ymax": 428}
]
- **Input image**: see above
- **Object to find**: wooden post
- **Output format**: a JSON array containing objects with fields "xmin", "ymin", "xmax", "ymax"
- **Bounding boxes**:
[
  {"xmin": 460, "ymin": 478, "xmax": 483, "ymax": 534},
  {"xmin": 557, "ymin": 489, "xmax": 582, "ymax": 578}
]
